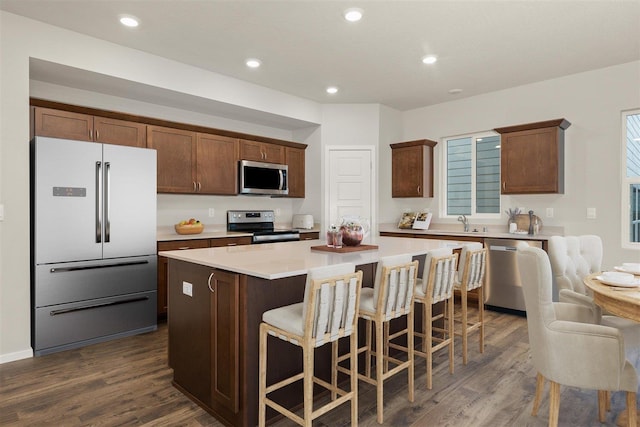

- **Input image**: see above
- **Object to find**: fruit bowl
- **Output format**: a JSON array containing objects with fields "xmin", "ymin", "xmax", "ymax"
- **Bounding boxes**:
[{"xmin": 175, "ymin": 223, "xmax": 204, "ymax": 235}]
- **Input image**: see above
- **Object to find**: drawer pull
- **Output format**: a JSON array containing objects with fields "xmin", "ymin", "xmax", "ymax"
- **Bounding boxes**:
[
  {"xmin": 50, "ymin": 296, "xmax": 149, "ymax": 316},
  {"xmin": 208, "ymin": 272, "xmax": 215, "ymax": 293}
]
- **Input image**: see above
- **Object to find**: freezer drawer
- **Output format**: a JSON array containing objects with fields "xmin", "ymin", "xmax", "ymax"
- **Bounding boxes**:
[
  {"xmin": 485, "ymin": 239, "xmax": 543, "ymax": 312},
  {"xmin": 33, "ymin": 290, "xmax": 157, "ymax": 355},
  {"xmin": 34, "ymin": 255, "xmax": 157, "ymax": 307}
]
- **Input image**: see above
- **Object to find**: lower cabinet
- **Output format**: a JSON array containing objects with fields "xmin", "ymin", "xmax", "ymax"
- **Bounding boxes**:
[{"xmin": 168, "ymin": 260, "xmax": 240, "ymax": 419}]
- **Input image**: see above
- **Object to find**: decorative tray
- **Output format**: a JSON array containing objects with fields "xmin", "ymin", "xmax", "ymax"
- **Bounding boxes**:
[{"xmin": 310, "ymin": 244, "xmax": 379, "ymax": 253}]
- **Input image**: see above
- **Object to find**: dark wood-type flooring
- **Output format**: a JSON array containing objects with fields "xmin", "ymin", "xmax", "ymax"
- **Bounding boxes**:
[{"xmin": 1, "ymin": 307, "xmax": 638, "ymax": 426}]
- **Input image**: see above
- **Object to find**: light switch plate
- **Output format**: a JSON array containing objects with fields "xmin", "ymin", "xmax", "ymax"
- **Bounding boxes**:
[
  {"xmin": 182, "ymin": 281, "xmax": 193, "ymax": 297},
  {"xmin": 208, "ymin": 208, "xmax": 215, "ymax": 217},
  {"xmin": 546, "ymin": 207, "xmax": 554, "ymax": 218},
  {"xmin": 587, "ymin": 207, "xmax": 597, "ymax": 219},
  {"xmin": 0, "ymin": 203, "xmax": 4, "ymax": 221}
]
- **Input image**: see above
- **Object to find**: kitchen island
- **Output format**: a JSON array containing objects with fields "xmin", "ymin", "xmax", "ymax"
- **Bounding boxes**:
[{"xmin": 160, "ymin": 236, "xmax": 458, "ymax": 426}]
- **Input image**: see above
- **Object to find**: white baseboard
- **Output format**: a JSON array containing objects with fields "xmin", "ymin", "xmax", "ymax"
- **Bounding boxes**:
[{"xmin": 0, "ymin": 348, "xmax": 33, "ymax": 364}]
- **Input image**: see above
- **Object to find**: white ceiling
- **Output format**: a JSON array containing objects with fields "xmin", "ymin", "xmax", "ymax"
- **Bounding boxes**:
[{"xmin": 2, "ymin": 0, "xmax": 639, "ymax": 112}]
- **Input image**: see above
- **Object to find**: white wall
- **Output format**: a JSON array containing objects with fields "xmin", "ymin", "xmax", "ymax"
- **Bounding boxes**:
[
  {"xmin": 394, "ymin": 61, "xmax": 640, "ymax": 268},
  {"xmin": 0, "ymin": 11, "xmax": 323, "ymax": 362}
]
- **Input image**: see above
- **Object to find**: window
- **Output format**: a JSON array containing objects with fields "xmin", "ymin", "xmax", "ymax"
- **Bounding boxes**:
[
  {"xmin": 443, "ymin": 133, "xmax": 501, "ymax": 217},
  {"xmin": 623, "ymin": 109, "xmax": 640, "ymax": 248}
]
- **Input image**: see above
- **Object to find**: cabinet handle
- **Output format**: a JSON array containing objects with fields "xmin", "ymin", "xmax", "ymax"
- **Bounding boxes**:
[
  {"xmin": 89, "ymin": 130, "xmax": 93, "ymax": 140},
  {"xmin": 417, "ymin": 185, "xmax": 421, "ymax": 194},
  {"xmin": 502, "ymin": 181, "xmax": 506, "ymax": 190},
  {"xmin": 197, "ymin": 182, "xmax": 201, "ymax": 192},
  {"xmin": 208, "ymin": 272, "xmax": 215, "ymax": 293},
  {"xmin": 226, "ymin": 243, "xmax": 237, "ymax": 246},
  {"xmin": 193, "ymin": 182, "xmax": 197, "ymax": 192},
  {"xmin": 95, "ymin": 130, "xmax": 99, "ymax": 140},
  {"xmin": 178, "ymin": 247, "xmax": 190, "ymax": 250}
]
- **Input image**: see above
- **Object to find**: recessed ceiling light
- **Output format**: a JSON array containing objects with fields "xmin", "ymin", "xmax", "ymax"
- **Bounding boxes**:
[
  {"xmin": 119, "ymin": 15, "xmax": 139, "ymax": 28},
  {"xmin": 422, "ymin": 55, "xmax": 438, "ymax": 65},
  {"xmin": 343, "ymin": 8, "xmax": 363, "ymax": 22},
  {"xmin": 448, "ymin": 88, "xmax": 463, "ymax": 95},
  {"xmin": 246, "ymin": 59, "xmax": 261, "ymax": 68},
  {"xmin": 326, "ymin": 86, "xmax": 339, "ymax": 95}
]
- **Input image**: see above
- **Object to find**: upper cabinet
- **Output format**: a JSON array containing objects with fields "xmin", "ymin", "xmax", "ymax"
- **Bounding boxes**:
[
  {"xmin": 33, "ymin": 107, "xmax": 146, "ymax": 147},
  {"xmin": 285, "ymin": 147, "xmax": 305, "ymax": 198},
  {"xmin": 239, "ymin": 139, "xmax": 284, "ymax": 164},
  {"xmin": 495, "ymin": 118, "xmax": 571, "ymax": 194},
  {"xmin": 196, "ymin": 133, "xmax": 238, "ymax": 195},
  {"xmin": 391, "ymin": 139, "xmax": 437, "ymax": 198},
  {"xmin": 147, "ymin": 125, "xmax": 198, "ymax": 193}
]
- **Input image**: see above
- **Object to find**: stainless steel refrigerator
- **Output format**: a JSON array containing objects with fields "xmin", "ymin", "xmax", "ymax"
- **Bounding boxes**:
[{"xmin": 31, "ymin": 136, "xmax": 157, "ymax": 356}]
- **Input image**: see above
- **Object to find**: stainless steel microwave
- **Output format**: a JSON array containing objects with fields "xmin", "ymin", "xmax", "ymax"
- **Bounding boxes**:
[{"xmin": 238, "ymin": 160, "xmax": 288, "ymax": 195}]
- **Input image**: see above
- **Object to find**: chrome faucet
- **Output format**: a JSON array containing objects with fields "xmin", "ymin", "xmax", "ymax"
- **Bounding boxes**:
[{"xmin": 457, "ymin": 214, "xmax": 469, "ymax": 232}]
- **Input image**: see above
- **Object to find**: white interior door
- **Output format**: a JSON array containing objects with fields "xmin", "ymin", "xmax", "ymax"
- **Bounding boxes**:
[{"xmin": 326, "ymin": 147, "xmax": 375, "ymax": 236}]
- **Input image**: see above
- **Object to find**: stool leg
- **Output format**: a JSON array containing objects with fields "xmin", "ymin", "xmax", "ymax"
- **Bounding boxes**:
[
  {"xmin": 448, "ymin": 296, "xmax": 455, "ymax": 374},
  {"xmin": 426, "ymin": 302, "xmax": 433, "ymax": 389},
  {"xmin": 461, "ymin": 288, "xmax": 469, "ymax": 365},
  {"xmin": 376, "ymin": 319, "xmax": 384, "ymax": 424},
  {"xmin": 303, "ymin": 343, "xmax": 314, "ymax": 427},
  {"xmin": 331, "ymin": 340, "xmax": 338, "ymax": 401},
  {"xmin": 478, "ymin": 286, "xmax": 485, "ymax": 354},
  {"xmin": 258, "ymin": 324, "xmax": 268, "ymax": 427},
  {"xmin": 365, "ymin": 319, "xmax": 372, "ymax": 378},
  {"xmin": 407, "ymin": 309, "xmax": 414, "ymax": 403},
  {"xmin": 350, "ymin": 331, "xmax": 359, "ymax": 426}
]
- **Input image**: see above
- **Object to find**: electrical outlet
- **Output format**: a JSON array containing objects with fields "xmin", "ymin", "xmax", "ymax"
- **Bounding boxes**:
[
  {"xmin": 208, "ymin": 208, "xmax": 215, "ymax": 217},
  {"xmin": 0, "ymin": 204, "xmax": 4, "ymax": 221},
  {"xmin": 275, "ymin": 208, "xmax": 281, "ymax": 216},
  {"xmin": 587, "ymin": 207, "xmax": 597, "ymax": 219},
  {"xmin": 546, "ymin": 208, "xmax": 554, "ymax": 218},
  {"xmin": 182, "ymin": 281, "xmax": 193, "ymax": 297}
]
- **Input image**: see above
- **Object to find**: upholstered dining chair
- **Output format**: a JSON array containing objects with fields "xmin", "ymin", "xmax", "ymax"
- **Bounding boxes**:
[
  {"xmin": 337, "ymin": 254, "xmax": 418, "ymax": 424},
  {"xmin": 547, "ymin": 235, "xmax": 640, "ymax": 355},
  {"xmin": 411, "ymin": 248, "xmax": 458, "ymax": 389},
  {"xmin": 259, "ymin": 263, "xmax": 363, "ymax": 427},
  {"xmin": 454, "ymin": 242, "xmax": 487, "ymax": 364},
  {"xmin": 516, "ymin": 244, "xmax": 638, "ymax": 427}
]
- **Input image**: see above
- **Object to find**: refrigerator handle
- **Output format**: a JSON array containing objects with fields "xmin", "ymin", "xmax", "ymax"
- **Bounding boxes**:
[
  {"xmin": 104, "ymin": 162, "xmax": 111, "ymax": 243},
  {"xmin": 95, "ymin": 161, "xmax": 102, "ymax": 243}
]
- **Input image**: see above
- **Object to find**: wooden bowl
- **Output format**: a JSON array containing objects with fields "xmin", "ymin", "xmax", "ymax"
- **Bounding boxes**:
[{"xmin": 175, "ymin": 223, "xmax": 204, "ymax": 235}]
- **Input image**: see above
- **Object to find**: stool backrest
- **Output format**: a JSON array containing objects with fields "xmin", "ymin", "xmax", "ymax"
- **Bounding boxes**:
[
  {"xmin": 425, "ymin": 253, "xmax": 459, "ymax": 303},
  {"xmin": 459, "ymin": 246, "xmax": 487, "ymax": 291},
  {"xmin": 421, "ymin": 247, "xmax": 454, "ymax": 293},
  {"xmin": 304, "ymin": 266, "xmax": 363, "ymax": 347},
  {"xmin": 373, "ymin": 255, "xmax": 418, "ymax": 321}
]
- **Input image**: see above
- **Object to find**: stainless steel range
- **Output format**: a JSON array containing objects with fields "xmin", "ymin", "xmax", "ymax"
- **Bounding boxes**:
[{"xmin": 227, "ymin": 210, "xmax": 300, "ymax": 244}]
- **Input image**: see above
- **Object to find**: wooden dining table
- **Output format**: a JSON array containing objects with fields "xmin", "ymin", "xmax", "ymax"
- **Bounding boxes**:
[{"xmin": 583, "ymin": 272, "xmax": 640, "ymax": 323}]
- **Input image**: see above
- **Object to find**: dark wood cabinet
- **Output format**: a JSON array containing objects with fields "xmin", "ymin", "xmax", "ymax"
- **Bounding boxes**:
[
  {"xmin": 210, "ymin": 236, "xmax": 252, "ymax": 247},
  {"xmin": 196, "ymin": 133, "xmax": 238, "ymax": 195},
  {"xmin": 157, "ymin": 239, "xmax": 210, "ymax": 317},
  {"xmin": 299, "ymin": 231, "xmax": 320, "ymax": 240},
  {"xmin": 168, "ymin": 260, "xmax": 240, "ymax": 420},
  {"xmin": 34, "ymin": 107, "xmax": 146, "ymax": 147},
  {"xmin": 391, "ymin": 139, "xmax": 437, "ymax": 198},
  {"xmin": 285, "ymin": 146, "xmax": 305, "ymax": 198},
  {"xmin": 495, "ymin": 118, "xmax": 570, "ymax": 194},
  {"xmin": 147, "ymin": 125, "xmax": 197, "ymax": 193},
  {"xmin": 239, "ymin": 139, "xmax": 284, "ymax": 163}
]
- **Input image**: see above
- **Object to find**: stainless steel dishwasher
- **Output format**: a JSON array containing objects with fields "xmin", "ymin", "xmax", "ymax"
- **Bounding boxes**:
[{"xmin": 484, "ymin": 238, "xmax": 543, "ymax": 313}]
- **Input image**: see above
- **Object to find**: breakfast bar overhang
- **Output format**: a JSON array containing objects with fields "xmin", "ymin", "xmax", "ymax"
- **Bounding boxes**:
[{"xmin": 160, "ymin": 237, "xmax": 459, "ymax": 426}]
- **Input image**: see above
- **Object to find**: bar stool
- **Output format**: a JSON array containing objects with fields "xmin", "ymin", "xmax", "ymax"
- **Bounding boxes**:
[
  {"xmin": 258, "ymin": 263, "xmax": 363, "ymax": 427},
  {"xmin": 454, "ymin": 242, "xmax": 488, "ymax": 364},
  {"xmin": 412, "ymin": 248, "xmax": 458, "ymax": 389},
  {"xmin": 337, "ymin": 254, "xmax": 418, "ymax": 424}
]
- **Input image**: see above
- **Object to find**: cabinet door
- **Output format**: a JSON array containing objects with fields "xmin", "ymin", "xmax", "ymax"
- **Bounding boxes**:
[
  {"xmin": 501, "ymin": 127, "xmax": 560, "ymax": 194},
  {"xmin": 147, "ymin": 125, "xmax": 197, "ymax": 193},
  {"xmin": 95, "ymin": 116, "xmax": 146, "ymax": 148},
  {"xmin": 210, "ymin": 236, "xmax": 252, "ymax": 247},
  {"xmin": 197, "ymin": 133, "xmax": 238, "ymax": 195},
  {"xmin": 33, "ymin": 107, "xmax": 93, "ymax": 141},
  {"xmin": 240, "ymin": 139, "xmax": 284, "ymax": 164},
  {"xmin": 167, "ymin": 260, "xmax": 212, "ymax": 403},
  {"xmin": 210, "ymin": 269, "xmax": 240, "ymax": 414},
  {"xmin": 285, "ymin": 147, "xmax": 305, "ymax": 198},
  {"xmin": 392, "ymin": 145, "xmax": 426, "ymax": 197}
]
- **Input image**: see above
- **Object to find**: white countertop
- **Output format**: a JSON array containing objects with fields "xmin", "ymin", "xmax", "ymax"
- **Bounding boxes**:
[
  {"xmin": 159, "ymin": 236, "xmax": 462, "ymax": 280},
  {"xmin": 378, "ymin": 223, "xmax": 561, "ymax": 241}
]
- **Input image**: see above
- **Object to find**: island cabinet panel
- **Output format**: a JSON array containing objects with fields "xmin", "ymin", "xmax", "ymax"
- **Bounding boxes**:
[
  {"xmin": 239, "ymin": 139, "xmax": 284, "ymax": 164},
  {"xmin": 157, "ymin": 239, "xmax": 210, "ymax": 317},
  {"xmin": 391, "ymin": 139, "xmax": 437, "ymax": 198},
  {"xmin": 168, "ymin": 260, "xmax": 241, "ymax": 424},
  {"xmin": 495, "ymin": 118, "xmax": 570, "ymax": 194},
  {"xmin": 196, "ymin": 133, "xmax": 239, "ymax": 195},
  {"xmin": 147, "ymin": 125, "xmax": 197, "ymax": 193},
  {"xmin": 285, "ymin": 146, "xmax": 305, "ymax": 198}
]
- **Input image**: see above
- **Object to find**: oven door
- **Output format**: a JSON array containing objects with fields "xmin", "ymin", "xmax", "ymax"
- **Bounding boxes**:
[{"xmin": 239, "ymin": 160, "xmax": 288, "ymax": 195}]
